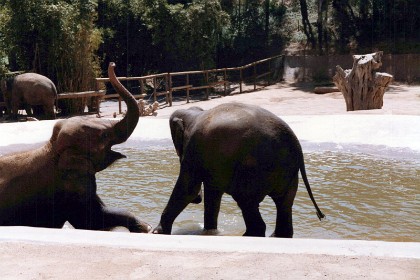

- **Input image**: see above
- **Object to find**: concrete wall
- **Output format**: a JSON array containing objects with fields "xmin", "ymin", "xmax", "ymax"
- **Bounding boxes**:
[{"xmin": 283, "ymin": 54, "xmax": 420, "ymax": 83}]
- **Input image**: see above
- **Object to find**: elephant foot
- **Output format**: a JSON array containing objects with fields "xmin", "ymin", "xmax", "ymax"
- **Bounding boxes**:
[
  {"xmin": 202, "ymin": 229, "xmax": 220, "ymax": 235},
  {"xmin": 270, "ymin": 233, "xmax": 292, "ymax": 238},
  {"xmin": 132, "ymin": 221, "xmax": 152, "ymax": 233},
  {"xmin": 191, "ymin": 189, "xmax": 203, "ymax": 204},
  {"xmin": 152, "ymin": 223, "xmax": 171, "ymax": 234},
  {"xmin": 191, "ymin": 194, "xmax": 202, "ymax": 204},
  {"xmin": 243, "ymin": 228, "xmax": 266, "ymax": 237}
]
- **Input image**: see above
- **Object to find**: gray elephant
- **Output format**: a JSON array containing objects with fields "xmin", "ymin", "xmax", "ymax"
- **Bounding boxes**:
[
  {"xmin": 0, "ymin": 63, "xmax": 151, "ymax": 232},
  {"xmin": 153, "ymin": 103, "xmax": 325, "ymax": 237},
  {"xmin": 1, "ymin": 72, "xmax": 57, "ymax": 120}
]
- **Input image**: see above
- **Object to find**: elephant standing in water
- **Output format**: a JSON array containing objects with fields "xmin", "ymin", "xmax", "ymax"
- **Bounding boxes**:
[
  {"xmin": 153, "ymin": 103, "xmax": 325, "ymax": 237},
  {"xmin": 0, "ymin": 63, "xmax": 151, "ymax": 232},
  {"xmin": 1, "ymin": 73, "xmax": 57, "ymax": 120}
]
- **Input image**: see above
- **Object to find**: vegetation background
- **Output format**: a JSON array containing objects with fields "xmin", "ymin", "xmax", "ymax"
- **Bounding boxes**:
[{"xmin": 0, "ymin": 0, "xmax": 418, "ymax": 94}]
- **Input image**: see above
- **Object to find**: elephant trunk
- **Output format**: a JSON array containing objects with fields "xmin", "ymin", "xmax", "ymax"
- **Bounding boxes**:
[{"xmin": 108, "ymin": 62, "xmax": 140, "ymax": 144}]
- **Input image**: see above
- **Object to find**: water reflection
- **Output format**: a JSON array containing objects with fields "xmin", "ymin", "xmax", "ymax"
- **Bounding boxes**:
[{"xmin": 97, "ymin": 146, "xmax": 419, "ymax": 241}]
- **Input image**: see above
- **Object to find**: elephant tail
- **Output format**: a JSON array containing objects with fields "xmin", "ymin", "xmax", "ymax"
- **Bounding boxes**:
[{"xmin": 300, "ymin": 157, "xmax": 326, "ymax": 221}]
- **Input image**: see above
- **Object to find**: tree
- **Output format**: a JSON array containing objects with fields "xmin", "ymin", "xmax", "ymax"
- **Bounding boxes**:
[
  {"xmin": 299, "ymin": 0, "xmax": 316, "ymax": 50},
  {"xmin": 143, "ymin": 0, "xmax": 229, "ymax": 71},
  {"xmin": 331, "ymin": 0, "xmax": 420, "ymax": 53},
  {"xmin": 0, "ymin": 0, "xmax": 101, "ymax": 115},
  {"xmin": 316, "ymin": 0, "xmax": 329, "ymax": 54},
  {"xmin": 224, "ymin": 0, "xmax": 287, "ymax": 66},
  {"xmin": 333, "ymin": 52, "xmax": 393, "ymax": 111},
  {"xmin": 96, "ymin": 0, "xmax": 157, "ymax": 77},
  {"xmin": 0, "ymin": 0, "xmax": 100, "ymax": 93}
]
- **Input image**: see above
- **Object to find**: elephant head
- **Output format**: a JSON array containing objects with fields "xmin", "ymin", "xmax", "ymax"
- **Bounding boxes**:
[
  {"xmin": 0, "ymin": 62, "xmax": 150, "ymax": 232},
  {"xmin": 51, "ymin": 62, "xmax": 139, "ymax": 174},
  {"xmin": 169, "ymin": 106, "xmax": 204, "ymax": 160}
]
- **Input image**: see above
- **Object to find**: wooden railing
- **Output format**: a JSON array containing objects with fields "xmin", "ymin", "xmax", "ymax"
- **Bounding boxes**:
[{"xmin": 57, "ymin": 55, "xmax": 283, "ymax": 114}]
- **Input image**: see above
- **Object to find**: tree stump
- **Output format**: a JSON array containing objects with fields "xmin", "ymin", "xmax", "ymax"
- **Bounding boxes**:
[{"xmin": 333, "ymin": 52, "xmax": 393, "ymax": 111}]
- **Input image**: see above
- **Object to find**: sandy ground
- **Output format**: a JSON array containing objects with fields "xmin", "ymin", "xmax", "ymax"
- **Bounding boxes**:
[
  {"xmin": 98, "ymin": 83, "xmax": 420, "ymax": 119},
  {"xmin": 1, "ymin": 227, "xmax": 419, "ymax": 280},
  {"xmin": 1, "ymin": 82, "xmax": 419, "ymax": 279}
]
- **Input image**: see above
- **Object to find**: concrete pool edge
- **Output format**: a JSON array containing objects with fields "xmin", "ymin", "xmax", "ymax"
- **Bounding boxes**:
[
  {"xmin": 1, "ymin": 115, "xmax": 420, "ymax": 153},
  {"xmin": 1, "ymin": 227, "xmax": 419, "ymax": 259}
]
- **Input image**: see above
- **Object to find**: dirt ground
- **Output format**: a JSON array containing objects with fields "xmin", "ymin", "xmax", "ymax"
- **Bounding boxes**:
[
  {"xmin": 1, "ymin": 242, "xmax": 418, "ymax": 280},
  {"xmin": 1, "ymin": 227, "xmax": 419, "ymax": 280},
  {"xmin": 98, "ymin": 82, "xmax": 420, "ymax": 119},
  {"xmin": 1, "ymin": 82, "xmax": 419, "ymax": 279}
]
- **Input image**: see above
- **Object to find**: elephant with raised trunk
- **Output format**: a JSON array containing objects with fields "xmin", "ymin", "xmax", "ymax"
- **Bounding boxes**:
[
  {"xmin": 1, "ymin": 72, "xmax": 57, "ymax": 120},
  {"xmin": 0, "ymin": 63, "xmax": 151, "ymax": 233},
  {"xmin": 153, "ymin": 103, "xmax": 325, "ymax": 237}
]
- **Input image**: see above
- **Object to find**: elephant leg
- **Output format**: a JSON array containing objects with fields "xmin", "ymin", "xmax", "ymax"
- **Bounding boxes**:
[
  {"xmin": 153, "ymin": 169, "xmax": 202, "ymax": 234},
  {"xmin": 10, "ymin": 101, "xmax": 19, "ymax": 120},
  {"xmin": 191, "ymin": 188, "xmax": 203, "ymax": 204},
  {"xmin": 31, "ymin": 105, "xmax": 43, "ymax": 118},
  {"xmin": 67, "ymin": 196, "xmax": 151, "ymax": 233},
  {"xmin": 203, "ymin": 186, "xmax": 223, "ymax": 230},
  {"xmin": 24, "ymin": 104, "xmax": 33, "ymax": 117},
  {"xmin": 234, "ymin": 196, "xmax": 266, "ymax": 237},
  {"xmin": 43, "ymin": 103, "xmax": 56, "ymax": 120},
  {"xmin": 269, "ymin": 176, "xmax": 298, "ymax": 238}
]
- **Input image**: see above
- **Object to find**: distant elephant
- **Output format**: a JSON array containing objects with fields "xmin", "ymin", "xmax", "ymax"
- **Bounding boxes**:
[
  {"xmin": 0, "ymin": 63, "xmax": 151, "ymax": 233},
  {"xmin": 0, "ymin": 72, "xmax": 57, "ymax": 120},
  {"xmin": 153, "ymin": 103, "xmax": 325, "ymax": 237}
]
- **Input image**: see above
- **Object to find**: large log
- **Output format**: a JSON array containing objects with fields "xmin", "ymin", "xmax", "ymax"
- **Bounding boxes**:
[{"xmin": 333, "ymin": 52, "xmax": 393, "ymax": 111}]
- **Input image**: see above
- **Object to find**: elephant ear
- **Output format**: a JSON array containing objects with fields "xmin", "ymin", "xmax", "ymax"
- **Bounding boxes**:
[
  {"xmin": 57, "ymin": 149, "xmax": 95, "ymax": 175},
  {"xmin": 170, "ymin": 117, "xmax": 184, "ymax": 158}
]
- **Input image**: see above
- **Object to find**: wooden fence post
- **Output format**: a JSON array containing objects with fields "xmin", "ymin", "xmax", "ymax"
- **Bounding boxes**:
[
  {"xmin": 224, "ymin": 68, "xmax": 227, "ymax": 95},
  {"xmin": 239, "ymin": 67, "xmax": 243, "ymax": 93},
  {"xmin": 153, "ymin": 77, "xmax": 157, "ymax": 102},
  {"xmin": 186, "ymin": 74, "xmax": 190, "ymax": 103},
  {"xmin": 253, "ymin": 63, "xmax": 257, "ymax": 90},
  {"xmin": 205, "ymin": 71, "xmax": 209, "ymax": 100},
  {"xmin": 168, "ymin": 73, "xmax": 173, "ymax": 106},
  {"xmin": 140, "ymin": 79, "xmax": 144, "ymax": 96}
]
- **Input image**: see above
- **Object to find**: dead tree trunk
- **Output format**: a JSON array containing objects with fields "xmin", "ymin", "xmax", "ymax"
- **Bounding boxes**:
[{"xmin": 333, "ymin": 51, "xmax": 393, "ymax": 111}]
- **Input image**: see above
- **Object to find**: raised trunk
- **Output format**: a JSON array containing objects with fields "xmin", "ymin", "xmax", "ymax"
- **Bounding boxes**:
[{"xmin": 108, "ymin": 62, "xmax": 140, "ymax": 144}]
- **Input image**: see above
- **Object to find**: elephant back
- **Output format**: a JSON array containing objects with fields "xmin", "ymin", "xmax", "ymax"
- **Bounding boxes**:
[{"xmin": 14, "ymin": 73, "xmax": 57, "ymax": 104}]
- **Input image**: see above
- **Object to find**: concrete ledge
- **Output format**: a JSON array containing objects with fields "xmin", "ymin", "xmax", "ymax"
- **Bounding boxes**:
[
  {"xmin": 0, "ymin": 227, "xmax": 419, "ymax": 280},
  {"xmin": 1, "ymin": 227, "xmax": 419, "ymax": 259}
]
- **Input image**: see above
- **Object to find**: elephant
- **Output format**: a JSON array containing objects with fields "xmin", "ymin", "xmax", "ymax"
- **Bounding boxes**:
[
  {"xmin": 0, "ymin": 62, "xmax": 151, "ymax": 233},
  {"xmin": 153, "ymin": 103, "xmax": 325, "ymax": 237},
  {"xmin": 0, "ymin": 72, "xmax": 57, "ymax": 120}
]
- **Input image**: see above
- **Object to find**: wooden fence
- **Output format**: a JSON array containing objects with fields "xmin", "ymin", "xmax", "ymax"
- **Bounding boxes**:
[{"xmin": 56, "ymin": 55, "xmax": 283, "ymax": 115}]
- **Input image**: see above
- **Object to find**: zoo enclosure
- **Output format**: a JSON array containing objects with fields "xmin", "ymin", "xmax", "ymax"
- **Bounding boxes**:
[{"xmin": 57, "ymin": 55, "xmax": 284, "ymax": 114}]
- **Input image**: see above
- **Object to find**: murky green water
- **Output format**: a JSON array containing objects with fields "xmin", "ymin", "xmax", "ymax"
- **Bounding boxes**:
[{"xmin": 96, "ymin": 146, "xmax": 419, "ymax": 241}]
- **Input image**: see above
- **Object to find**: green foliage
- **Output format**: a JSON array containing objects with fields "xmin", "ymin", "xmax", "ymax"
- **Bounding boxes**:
[
  {"xmin": 0, "ymin": 0, "xmax": 290, "ymax": 84},
  {"xmin": 0, "ymin": 0, "xmax": 100, "ymax": 93},
  {"xmin": 142, "ymin": 0, "xmax": 229, "ymax": 71},
  {"xmin": 0, "ymin": 0, "xmax": 417, "ymax": 89},
  {"xmin": 331, "ymin": 0, "xmax": 420, "ymax": 53},
  {"xmin": 221, "ymin": 0, "xmax": 288, "ymax": 66},
  {"xmin": 97, "ymin": 0, "xmax": 163, "ymax": 78}
]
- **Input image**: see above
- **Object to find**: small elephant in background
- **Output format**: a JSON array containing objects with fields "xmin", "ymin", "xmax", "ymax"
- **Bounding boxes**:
[
  {"xmin": 0, "ymin": 63, "xmax": 151, "ymax": 233},
  {"xmin": 1, "ymin": 72, "xmax": 57, "ymax": 120},
  {"xmin": 153, "ymin": 103, "xmax": 325, "ymax": 238}
]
